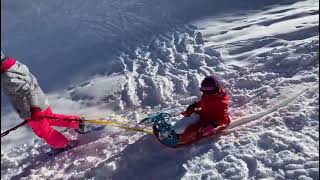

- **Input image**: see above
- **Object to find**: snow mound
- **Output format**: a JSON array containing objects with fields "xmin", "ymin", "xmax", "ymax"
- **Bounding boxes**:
[
  {"xmin": 64, "ymin": 25, "xmax": 228, "ymax": 112},
  {"xmin": 1, "ymin": 0, "xmax": 319, "ymax": 179}
]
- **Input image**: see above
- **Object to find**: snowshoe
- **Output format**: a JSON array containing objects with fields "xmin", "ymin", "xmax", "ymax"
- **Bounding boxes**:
[{"xmin": 151, "ymin": 113, "xmax": 179, "ymax": 147}]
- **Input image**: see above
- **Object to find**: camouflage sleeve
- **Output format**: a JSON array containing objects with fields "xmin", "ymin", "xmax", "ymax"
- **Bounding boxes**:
[
  {"xmin": 4, "ymin": 62, "xmax": 42, "ymax": 108},
  {"xmin": 5, "ymin": 72, "xmax": 35, "ymax": 106}
]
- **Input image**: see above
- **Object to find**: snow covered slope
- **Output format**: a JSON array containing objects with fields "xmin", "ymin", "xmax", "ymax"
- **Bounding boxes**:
[{"xmin": 1, "ymin": 0, "xmax": 319, "ymax": 179}]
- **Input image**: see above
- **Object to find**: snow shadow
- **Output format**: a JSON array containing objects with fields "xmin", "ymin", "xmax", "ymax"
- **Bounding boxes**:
[
  {"xmin": 4, "ymin": 128, "xmax": 106, "ymax": 180},
  {"xmin": 85, "ymin": 133, "xmax": 225, "ymax": 180},
  {"xmin": 6, "ymin": 145, "xmax": 52, "ymax": 180}
]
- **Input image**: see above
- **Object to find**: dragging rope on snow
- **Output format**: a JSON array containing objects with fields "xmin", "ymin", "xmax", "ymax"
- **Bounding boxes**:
[{"xmin": 45, "ymin": 116, "xmax": 154, "ymax": 134}]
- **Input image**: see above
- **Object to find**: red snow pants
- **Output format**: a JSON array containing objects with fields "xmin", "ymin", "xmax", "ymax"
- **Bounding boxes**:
[{"xmin": 26, "ymin": 107, "xmax": 80, "ymax": 148}]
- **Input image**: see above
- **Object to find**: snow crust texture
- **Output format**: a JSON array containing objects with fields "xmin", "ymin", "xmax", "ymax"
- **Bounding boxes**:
[{"xmin": 1, "ymin": 0, "xmax": 319, "ymax": 179}]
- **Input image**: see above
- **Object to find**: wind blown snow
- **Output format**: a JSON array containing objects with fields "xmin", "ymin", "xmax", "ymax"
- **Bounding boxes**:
[{"xmin": 1, "ymin": 0, "xmax": 319, "ymax": 179}]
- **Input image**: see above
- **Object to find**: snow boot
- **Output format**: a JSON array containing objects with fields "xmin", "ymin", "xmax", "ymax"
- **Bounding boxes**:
[{"xmin": 75, "ymin": 117, "xmax": 91, "ymax": 134}]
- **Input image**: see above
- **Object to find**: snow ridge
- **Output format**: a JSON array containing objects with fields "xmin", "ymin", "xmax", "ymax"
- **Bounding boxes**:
[{"xmin": 1, "ymin": 0, "xmax": 319, "ymax": 179}]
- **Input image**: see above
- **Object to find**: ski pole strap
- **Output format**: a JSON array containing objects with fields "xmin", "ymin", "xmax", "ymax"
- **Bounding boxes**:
[{"xmin": 1, "ymin": 120, "xmax": 29, "ymax": 138}]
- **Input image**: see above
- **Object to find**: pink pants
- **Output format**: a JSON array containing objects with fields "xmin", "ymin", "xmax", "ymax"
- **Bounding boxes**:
[{"xmin": 27, "ymin": 107, "xmax": 80, "ymax": 148}]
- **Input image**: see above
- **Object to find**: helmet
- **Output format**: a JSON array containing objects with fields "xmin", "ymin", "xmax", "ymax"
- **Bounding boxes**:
[
  {"xmin": 200, "ymin": 75, "xmax": 220, "ymax": 93},
  {"xmin": 1, "ymin": 51, "xmax": 5, "ymax": 62}
]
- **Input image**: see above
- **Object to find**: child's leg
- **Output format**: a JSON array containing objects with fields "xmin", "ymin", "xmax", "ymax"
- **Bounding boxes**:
[
  {"xmin": 44, "ymin": 107, "xmax": 80, "ymax": 129},
  {"xmin": 172, "ymin": 113, "xmax": 200, "ymax": 134},
  {"xmin": 27, "ymin": 119, "xmax": 69, "ymax": 148}
]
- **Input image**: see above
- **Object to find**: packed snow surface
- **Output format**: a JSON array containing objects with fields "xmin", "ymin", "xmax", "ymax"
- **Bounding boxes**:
[{"xmin": 1, "ymin": 0, "xmax": 319, "ymax": 179}]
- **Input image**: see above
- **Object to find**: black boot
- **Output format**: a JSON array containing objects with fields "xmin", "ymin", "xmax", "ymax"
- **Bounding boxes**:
[{"xmin": 75, "ymin": 117, "xmax": 90, "ymax": 134}]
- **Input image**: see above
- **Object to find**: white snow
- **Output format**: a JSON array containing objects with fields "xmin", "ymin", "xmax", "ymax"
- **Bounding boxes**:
[{"xmin": 1, "ymin": 0, "xmax": 319, "ymax": 179}]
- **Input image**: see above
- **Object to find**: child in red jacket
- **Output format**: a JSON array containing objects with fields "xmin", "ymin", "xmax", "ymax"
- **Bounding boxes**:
[{"xmin": 173, "ymin": 75, "xmax": 231, "ymax": 143}]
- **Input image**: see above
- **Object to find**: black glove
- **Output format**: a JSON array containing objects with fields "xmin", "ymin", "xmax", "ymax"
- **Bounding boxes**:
[{"xmin": 187, "ymin": 102, "xmax": 199, "ymax": 112}]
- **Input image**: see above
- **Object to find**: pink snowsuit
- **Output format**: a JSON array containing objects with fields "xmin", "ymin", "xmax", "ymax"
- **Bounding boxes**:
[{"xmin": 1, "ymin": 57, "xmax": 80, "ymax": 148}]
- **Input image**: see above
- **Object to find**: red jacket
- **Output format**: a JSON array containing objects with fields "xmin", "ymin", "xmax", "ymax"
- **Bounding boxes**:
[{"xmin": 197, "ymin": 88, "xmax": 230, "ymax": 127}]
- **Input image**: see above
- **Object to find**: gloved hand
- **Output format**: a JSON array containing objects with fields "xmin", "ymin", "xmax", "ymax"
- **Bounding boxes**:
[
  {"xmin": 216, "ymin": 123, "xmax": 230, "ymax": 131},
  {"xmin": 181, "ymin": 102, "xmax": 199, "ymax": 117},
  {"xmin": 187, "ymin": 102, "xmax": 199, "ymax": 112},
  {"xmin": 30, "ymin": 107, "xmax": 45, "ymax": 121}
]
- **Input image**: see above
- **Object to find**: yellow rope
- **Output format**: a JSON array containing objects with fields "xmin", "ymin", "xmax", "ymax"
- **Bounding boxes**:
[
  {"xmin": 83, "ymin": 119, "xmax": 128, "ymax": 125},
  {"xmin": 83, "ymin": 119, "xmax": 154, "ymax": 134},
  {"xmin": 111, "ymin": 125, "xmax": 154, "ymax": 134}
]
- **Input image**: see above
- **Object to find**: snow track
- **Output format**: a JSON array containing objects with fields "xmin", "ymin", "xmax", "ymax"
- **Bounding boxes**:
[
  {"xmin": 1, "ymin": 0, "xmax": 319, "ymax": 179},
  {"xmin": 229, "ymin": 83, "xmax": 319, "ymax": 129}
]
